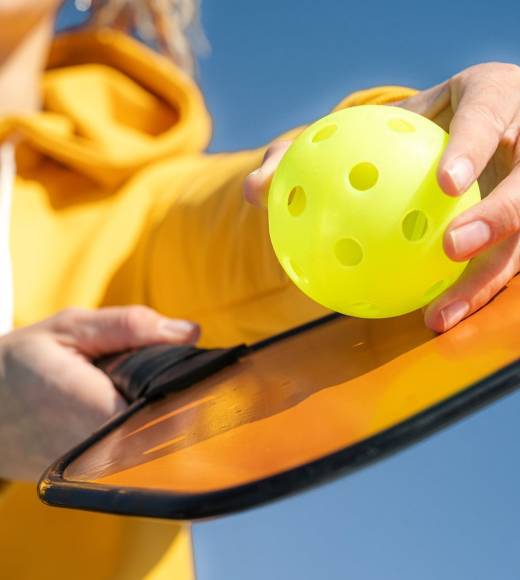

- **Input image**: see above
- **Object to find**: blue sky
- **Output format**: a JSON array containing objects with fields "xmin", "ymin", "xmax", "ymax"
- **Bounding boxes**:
[{"xmin": 57, "ymin": 1, "xmax": 520, "ymax": 578}]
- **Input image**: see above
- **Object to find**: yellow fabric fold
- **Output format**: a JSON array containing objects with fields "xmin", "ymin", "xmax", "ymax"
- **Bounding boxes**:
[{"xmin": 334, "ymin": 85, "xmax": 418, "ymax": 109}]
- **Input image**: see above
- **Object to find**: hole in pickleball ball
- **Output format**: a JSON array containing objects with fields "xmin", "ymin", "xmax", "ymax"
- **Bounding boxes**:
[
  {"xmin": 402, "ymin": 209, "xmax": 428, "ymax": 241},
  {"xmin": 287, "ymin": 186, "xmax": 306, "ymax": 216},
  {"xmin": 423, "ymin": 280, "xmax": 445, "ymax": 303},
  {"xmin": 312, "ymin": 124, "xmax": 338, "ymax": 143},
  {"xmin": 388, "ymin": 118, "xmax": 416, "ymax": 133},
  {"xmin": 348, "ymin": 162, "xmax": 379, "ymax": 191},
  {"xmin": 335, "ymin": 238, "xmax": 363, "ymax": 266}
]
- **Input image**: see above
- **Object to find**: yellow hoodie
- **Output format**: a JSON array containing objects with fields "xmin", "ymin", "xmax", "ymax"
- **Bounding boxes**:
[{"xmin": 0, "ymin": 29, "xmax": 415, "ymax": 579}]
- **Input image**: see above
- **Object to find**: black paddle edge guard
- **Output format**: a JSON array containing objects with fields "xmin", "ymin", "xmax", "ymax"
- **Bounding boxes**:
[
  {"xmin": 248, "ymin": 312, "xmax": 342, "ymax": 351},
  {"xmin": 39, "ymin": 355, "xmax": 520, "ymax": 521}
]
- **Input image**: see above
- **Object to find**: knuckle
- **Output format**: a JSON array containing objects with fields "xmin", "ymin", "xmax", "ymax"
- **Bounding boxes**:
[
  {"xmin": 465, "ymin": 61, "xmax": 520, "ymax": 79},
  {"xmin": 496, "ymin": 195, "xmax": 520, "ymax": 235},
  {"xmin": 454, "ymin": 62, "xmax": 520, "ymax": 97},
  {"xmin": 470, "ymin": 100, "xmax": 508, "ymax": 134},
  {"xmin": 52, "ymin": 307, "xmax": 89, "ymax": 328},
  {"xmin": 495, "ymin": 62, "xmax": 520, "ymax": 80},
  {"xmin": 453, "ymin": 62, "xmax": 520, "ymax": 133},
  {"xmin": 455, "ymin": 63, "xmax": 494, "ymax": 85},
  {"xmin": 120, "ymin": 305, "xmax": 156, "ymax": 336}
]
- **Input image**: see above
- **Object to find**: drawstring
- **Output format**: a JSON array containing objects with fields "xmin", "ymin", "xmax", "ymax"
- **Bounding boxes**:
[{"xmin": 0, "ymin": 141, "xmax": 15, "ymax": 335}]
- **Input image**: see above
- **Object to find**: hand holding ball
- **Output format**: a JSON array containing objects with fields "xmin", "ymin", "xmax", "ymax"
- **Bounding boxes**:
[{"xmin": 268, "ymin": 105, "xmax": 481, "ymax": 318}]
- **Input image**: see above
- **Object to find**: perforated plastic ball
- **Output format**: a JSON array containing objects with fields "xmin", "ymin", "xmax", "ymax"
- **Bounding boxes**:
[{"xmin": 268, "ymin": 105, "xmax": 481, "ymax": 318}]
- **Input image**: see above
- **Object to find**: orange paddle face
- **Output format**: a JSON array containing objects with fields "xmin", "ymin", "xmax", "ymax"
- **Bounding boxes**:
[{"xmin": 61, "ymin": 278, "xmax": 520, "ymax": 497}]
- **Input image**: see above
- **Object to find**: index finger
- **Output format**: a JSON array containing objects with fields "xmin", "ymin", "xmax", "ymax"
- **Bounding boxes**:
[{"xmin": 439, "ymin": 65, "xmax": 520, "ymax": 196}]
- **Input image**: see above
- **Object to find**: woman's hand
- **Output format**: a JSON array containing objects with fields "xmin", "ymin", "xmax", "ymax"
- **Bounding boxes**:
[
  {"xmin": 244, "ymin": 63, "xmax": 520, "ymax": 332},
  {"xmin": 0, "ymin": 306, "xmax": 199, "ymax": 481}
]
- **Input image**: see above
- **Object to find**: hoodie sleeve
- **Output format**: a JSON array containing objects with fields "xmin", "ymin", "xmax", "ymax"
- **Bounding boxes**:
[{"xmin": 127, "ymin": 86, "xmax": 417, "ymax": 348}]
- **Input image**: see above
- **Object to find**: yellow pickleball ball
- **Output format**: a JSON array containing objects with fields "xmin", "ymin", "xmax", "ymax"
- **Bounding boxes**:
[{"xmin": 268, "ymin": 105, "xmax": 481, "ymax": 318}]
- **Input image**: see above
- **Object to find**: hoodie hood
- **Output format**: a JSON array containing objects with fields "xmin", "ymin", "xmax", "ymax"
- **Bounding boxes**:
[{"xmin": 0, "ymin": 29, "xmax": 212, "ymax": 186}]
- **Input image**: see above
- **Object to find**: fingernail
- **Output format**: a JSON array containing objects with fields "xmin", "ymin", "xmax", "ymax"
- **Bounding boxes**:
[
  {"xmin": 244, "ymin": 169, "xmax": 267, "ymax": 208},
  {"xmin": 159, "ymin": 319, "xmax": 199, "ymax": 340},
  {"xmin": 247, "ymin": 168, "xmax": 261, "ymax": 179},
  {"xmin": 448, "ymin": 220, "xmax": 491, "ymax": 257},
  {"xmin": 446, "ymin": 157, "xmax": 475, "ymax": 194},
  {"xmin": 440, "ymin": 300, "xmax": 469, "ymax": 329}
]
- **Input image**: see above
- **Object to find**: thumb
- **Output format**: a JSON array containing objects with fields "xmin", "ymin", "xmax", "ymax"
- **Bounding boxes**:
[
  {"xmin": 49, "ymin": 306, "xmax": 200, "ymax": 358},
  {"xmin": 244, "ymin": 140, "xmax": 292, "ymax": 207}
]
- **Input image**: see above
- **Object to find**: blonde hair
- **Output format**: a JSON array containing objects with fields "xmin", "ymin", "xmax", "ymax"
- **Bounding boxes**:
[{"xmin": 75, "ymin": 0, "xmax": 209, "ymax": 76}]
